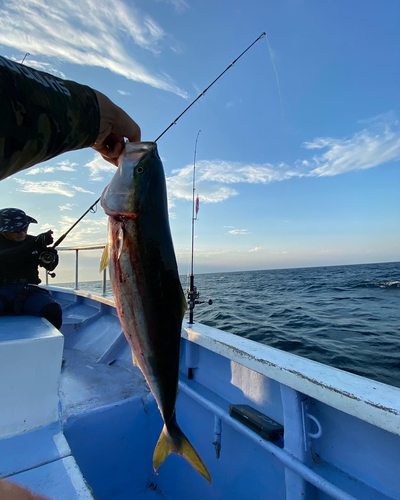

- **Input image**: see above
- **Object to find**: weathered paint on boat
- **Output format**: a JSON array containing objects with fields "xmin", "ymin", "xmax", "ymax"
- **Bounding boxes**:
[{"xmin": 0, "ymin": 286, "xmax": 399, "ymax": 499}]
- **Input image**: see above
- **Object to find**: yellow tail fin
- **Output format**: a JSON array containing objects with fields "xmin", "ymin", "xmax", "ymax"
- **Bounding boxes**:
[{"xmin": 153, "ymin": 422, "xmax": 211, "ymax": 483}]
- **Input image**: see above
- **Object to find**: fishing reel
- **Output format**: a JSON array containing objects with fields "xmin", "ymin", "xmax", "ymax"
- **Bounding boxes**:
[
  {"xmin": 187, "ymin": 286, "xmax": 213, "ymax": 308},
  {"xmin": 187, "ymin": 285, "xmax": 200, "ymax": 306},
  {"xmin": 187, "ymin": 284, "xmax": 213, "ymax": 325},
  {"xmin": 186, "ymin": 284, "xmax": 212, "ymax": 380},
  {"xmin": 39, "ymin": 250, "xmax": 56, "ymax": 266},
  {"xmin": 39, "ymin": 250, "xmax": 58, "ymax": 278}
]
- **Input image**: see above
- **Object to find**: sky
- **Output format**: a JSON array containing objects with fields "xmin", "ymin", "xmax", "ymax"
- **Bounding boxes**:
[{"xmin": 0, "ymin": 0, "xmax": 399, "ymax": 282}]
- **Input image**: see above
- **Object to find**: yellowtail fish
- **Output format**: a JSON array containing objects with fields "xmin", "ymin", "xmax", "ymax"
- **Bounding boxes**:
[{"xmin": 100, "ymin": 142, "xmax": 211, "ymax": 483}]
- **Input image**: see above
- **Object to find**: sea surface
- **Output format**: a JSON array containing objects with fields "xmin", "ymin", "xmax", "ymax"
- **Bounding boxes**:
[{"xmin": 58, "ymin": 261, "xmax": 400, "ymax": 388}]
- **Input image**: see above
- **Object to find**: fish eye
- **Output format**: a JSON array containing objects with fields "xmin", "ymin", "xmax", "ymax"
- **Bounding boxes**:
[{"xmin": 136, "ymin": 167, "xmax": 144, "ymax": 174}]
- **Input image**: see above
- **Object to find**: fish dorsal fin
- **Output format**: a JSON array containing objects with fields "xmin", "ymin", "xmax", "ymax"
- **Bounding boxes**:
[{"xmin": 100, "ymin": 243, "xmax": 109, "ymax": 272}]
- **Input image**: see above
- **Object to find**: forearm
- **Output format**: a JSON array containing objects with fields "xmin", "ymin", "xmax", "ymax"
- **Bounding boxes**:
[
  {"xmin": 0, "ymin": 243, "xmax": 39, "ymax": 265},
  {"xmin": 0, "ymin": 57, "xmax": 100, "ymax": 180}
]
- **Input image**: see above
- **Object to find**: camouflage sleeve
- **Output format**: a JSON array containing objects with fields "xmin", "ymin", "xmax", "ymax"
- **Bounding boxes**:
[{"xmin": 0, "ymin": 56, "xmax": 100, "ymax": 180}]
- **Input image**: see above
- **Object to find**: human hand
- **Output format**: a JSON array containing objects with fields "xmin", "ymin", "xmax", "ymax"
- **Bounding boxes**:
[
  {"xmin": 35, "ymin": 230, "xmax": 54, "ymax": 247},
  {"xmin": 0, "ymin": 480, "xmax": 50, "ymax": 500},
  {"xmin": 92, "ymin": 90, "xmax": 141, "ymax": 166}
]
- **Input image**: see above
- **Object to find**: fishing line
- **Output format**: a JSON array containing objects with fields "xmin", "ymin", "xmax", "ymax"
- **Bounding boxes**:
[
  {"xmin": 231, "ymin": 1, "xmax": 286, "ymax": 130},
  {"xmin": 53, "ymin": 32, "xmax": 266, "ymax": 248},
  {"xmin": 186, "ymin": 128, "xmax": 199, "ymax": 289},
  {"xmin": 264, "ymin": 31, "xmax": 286, "ymax": 130},
  {"xmin": 190, "ymin": 130, "xmax": 201, "ymax": 278}
]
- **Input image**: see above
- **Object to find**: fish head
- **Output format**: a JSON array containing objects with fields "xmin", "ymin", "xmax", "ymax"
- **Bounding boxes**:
[{"xmin": 100, "ymin": 142, "xmax": 166, "ymax": 219}]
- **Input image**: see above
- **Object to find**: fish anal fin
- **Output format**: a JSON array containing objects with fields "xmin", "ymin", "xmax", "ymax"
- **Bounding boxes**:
[
  {"xmin": 100, "ymin": 244, "xmax": 109, "ymax": 272},
  {"xmin": 153, "ymin": 421, "xmax": 211, "ymax": 483}
]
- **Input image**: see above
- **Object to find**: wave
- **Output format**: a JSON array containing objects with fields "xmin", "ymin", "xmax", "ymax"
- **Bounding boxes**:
[
  {"xmin": 355, "ymin": 281, "xmax": 400, "ymax": 289},
  {"xmin": 57, "ymin": 262, "xmax": 400, "ymax": 388}
]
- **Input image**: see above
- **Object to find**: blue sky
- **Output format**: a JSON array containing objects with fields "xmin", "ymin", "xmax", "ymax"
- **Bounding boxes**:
[{"xmin": 0, "ymin": 0, "xmax": 399, "ymax": 281}]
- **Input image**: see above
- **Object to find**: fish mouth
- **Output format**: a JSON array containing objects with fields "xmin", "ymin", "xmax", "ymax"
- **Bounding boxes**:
[
  {"xmin": 125, "ymin": 142, "xmax": 157, "ymax": 153},
  {"xmin": 122, "ymin": 141, "xmax": 158, "ymax": 172}
]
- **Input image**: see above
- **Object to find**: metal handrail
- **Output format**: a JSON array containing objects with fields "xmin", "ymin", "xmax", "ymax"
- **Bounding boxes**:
[{"xmin": 46, "ymin": 244, "xmax": 107, "ymax": 296}]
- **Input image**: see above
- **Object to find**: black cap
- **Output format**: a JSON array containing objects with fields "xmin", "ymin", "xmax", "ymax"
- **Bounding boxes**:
[{"xmin": 0, "ymin": 208, "xmax": 38, "ymax": 232}]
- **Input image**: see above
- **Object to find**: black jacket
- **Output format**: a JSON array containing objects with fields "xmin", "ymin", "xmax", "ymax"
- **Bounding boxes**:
[{"xmin": 0, "ymin": 234, "xmax": 45, "ymax": 284}]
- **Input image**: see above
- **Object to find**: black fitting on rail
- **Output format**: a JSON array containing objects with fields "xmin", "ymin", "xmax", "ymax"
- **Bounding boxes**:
[{"xmin": 187, "ymin": 277, "xmax": 212, "ymax": 325}]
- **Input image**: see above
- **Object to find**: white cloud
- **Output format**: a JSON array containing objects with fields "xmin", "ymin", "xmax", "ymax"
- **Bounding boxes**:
[
  {"xmin": 58, "ymin": 160, "xmax": 78, "ymax": 168},
  {"xmin": 11, "ymin": 56, "xmax": 67, "ymax": 79},
  {"xmin": 85, "ymin": 155, "xmax": 116, "ymax": 182},
  {"xmin": 55, "ymin": 215, "xmax": 108, "ymax": 246},
  {"xmin": 357, "ymin": 111, "xmax": 397, "ymax": 125},
  {"xmin": 59, "ymin": 203, "xmax": 76, "ymax": 211},
  {"xmin": 249, "ymin": 247, "xmax": 261, "ymax": 252},
  {"xmin": 166, "ymin": 159, "xmax": 292, "ymax": 205},
  {"xmin": 0, "ymin": 0, "xmax": 188, "ymax": 98},
  {"xmin": 26, "ymin": 166, "xmax": 56, "ymax": 175},
  {"xmin": 166, "ymin": 114, "xmax": 400, "ymax": 204},
  {"xmin": 71, "ymin": 185, "xmax": 95, "ymax": 194},
  {"xmin": 304, "ymin": 118, "xmax": 400, "ymax": 176},
  {"xmin": 25, "ymin": 160, "xmax": 77, "ymax": 175},
  {"xmin": 167, "ymin": 171, "xmax": 238, "ymax": 204},
  {"xmin": 229, "ymin": 229, "xmax": 249, "ymax": 235},
  {"xmin": 156, "ymin": 0, "xmax": 189, "ymax": 13},
  {"xmin": 14, "ymin": 179, "xmax": 93, "ymax": 197},
  {"xmin": 117, "ymin": 90, "xmax": 131, "ymax": 96},
  {"xmin": 39, "ymin": 222, "xmax": 52, "ymax": 231},
  {"xmin": 58, "ymin": 166, "xmax": 76, "ymax": 172}
]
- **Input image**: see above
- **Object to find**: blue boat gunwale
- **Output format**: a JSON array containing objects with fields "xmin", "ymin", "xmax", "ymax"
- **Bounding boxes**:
[{"xmin": 46, "ymin": 285, "xmax": 400, "ymax": 438}]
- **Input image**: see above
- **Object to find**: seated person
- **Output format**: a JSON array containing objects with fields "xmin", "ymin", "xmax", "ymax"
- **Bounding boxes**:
[{"xmin": 0, "ymin": 208, "xmax": 62, "ymax": 329}]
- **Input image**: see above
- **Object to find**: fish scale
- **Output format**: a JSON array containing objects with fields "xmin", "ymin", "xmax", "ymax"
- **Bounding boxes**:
[{"xmin": 100, "ymin": 141, "xmax": 211, "ymax": 483}]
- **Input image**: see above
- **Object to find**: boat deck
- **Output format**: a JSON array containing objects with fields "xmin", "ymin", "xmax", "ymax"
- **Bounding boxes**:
[
  {"xmin": 1, "ymin": 287, "xmax": 399, "ymax": 500},
  {"xmin": 60, "ymin": 348, "xmax": 148, "ymax": 421}
]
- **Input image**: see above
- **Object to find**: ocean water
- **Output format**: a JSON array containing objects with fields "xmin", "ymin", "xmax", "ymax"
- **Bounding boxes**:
[{"xmin": 58, "ymin": 261, "xmax": 400, "ymax": 388}]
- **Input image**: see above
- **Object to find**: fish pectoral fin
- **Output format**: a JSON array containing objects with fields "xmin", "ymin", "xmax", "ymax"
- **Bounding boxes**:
[
  {"xmin": 100, "ymin": 244, "xmax": 109, "ymax": 272},
  {"xmin": 117, "ymin": 226, "xmax": 124, "ymax": 260},
  {"xmin": 153, "ymin": 421, "xmax": 211, "ymax": 483}
]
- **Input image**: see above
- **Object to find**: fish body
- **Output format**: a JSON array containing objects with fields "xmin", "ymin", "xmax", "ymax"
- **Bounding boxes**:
[{"xmin": 100, "ymin": 142, "xmax": 210, "ymax": 482}]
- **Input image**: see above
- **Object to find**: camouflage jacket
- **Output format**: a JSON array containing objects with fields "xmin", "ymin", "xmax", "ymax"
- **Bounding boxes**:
[{"xmin": 0, "ymin": 56, "xmax": 100, "ymax": 180}]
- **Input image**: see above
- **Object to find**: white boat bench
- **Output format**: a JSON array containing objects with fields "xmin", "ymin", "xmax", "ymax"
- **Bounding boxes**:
[{"xmin": 0, "ymin": 316, "xmax": 93, "ymax": 499}]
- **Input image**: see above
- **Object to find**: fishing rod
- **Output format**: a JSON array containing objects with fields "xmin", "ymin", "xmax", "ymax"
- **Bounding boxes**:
[
  {"xmin": 20, "ymin": 53, "xmax": 30, "ymax": 64},
  {"xmin": 52, "ymin": 31, "xmax": 266, "ymax": 250},
  {"xmin": 191, "ymin": 130, "xmax": 200, "ymax": 282},
  {"xmin": 187, "ymin": 131, "xmax": 212, "ymax": 328}
]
